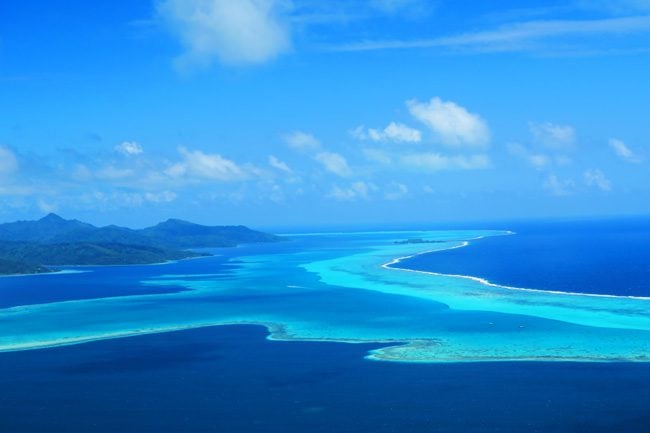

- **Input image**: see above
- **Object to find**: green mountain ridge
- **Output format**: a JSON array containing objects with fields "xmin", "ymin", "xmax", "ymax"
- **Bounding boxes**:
[
  {"xmin": 0, "ymin": 241, "xmax": 204, "ymax": 267},
  {"xmin": 140, "ymin": 218, "xmax": 281, "ymax": 248},
  {"xmin": 0, "ymin": 258, "xmax": 48, "ymax": 276},
  {"xmin": 0, "ymin": 214, "xmax": 282, "ymax": 275}
]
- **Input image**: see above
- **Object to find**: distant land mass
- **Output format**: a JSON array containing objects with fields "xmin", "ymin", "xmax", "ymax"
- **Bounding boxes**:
[
  {"xmin": 0, "ymin": 214, "xmax": 282, "ymax": 275},
  {"xmin": 393, "ymin": 238, "xmax": 445, "ymax": 245}
]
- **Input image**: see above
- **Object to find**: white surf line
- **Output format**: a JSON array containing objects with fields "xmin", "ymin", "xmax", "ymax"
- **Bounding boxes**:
[
  {"xmin": 381, "ymin": 235, "xmax": 650, "ymax": 301},
  {"xmin": 381, "ymin": 232, "xmax": 509, "ymax": 268},
  {"xmin": 0, "ymin": 269, "xmax": 91, "ymax": 278}
]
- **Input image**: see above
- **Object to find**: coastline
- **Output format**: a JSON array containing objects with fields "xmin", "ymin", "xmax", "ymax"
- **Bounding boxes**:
[
  {"xmin": 0, "ymin": 269, "xmax": 90, "ymax": 279},
  {"xmin": 2, "ymin": 229, "xmax": 650, "ymax": 363},
  {"xmin": 0, "ymin": 253, "xmax": 215, "ymax": 278},
  {"xmin": 0, "ymin": 320, "xmax": 406, "ymax": 355},
  {"xmin": 382, "ymin": 234, "xmax": 650, "ymax": 301},
  {"xmin": 3, "ymin": 317, "xmax": 649, "ymax": 364}
]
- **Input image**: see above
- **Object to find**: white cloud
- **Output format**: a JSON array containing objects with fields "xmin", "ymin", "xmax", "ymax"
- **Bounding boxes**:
[
  {"xmin": 353, "ymin": 122, "xmax": 422, "ymax": 143},
  {"xmin": 407, "ymin": 97, "xmax": 490, "ymax": 148},
  {"xmin": 543, "ymin": 173, "xmax": 575, "ymax": 196},
  {"xmin": 528, "ymin": 154, "xmax": 551, "ymax": 168},
  {"xmin": 328, "ymin": 181, "xmax": 374, "ymax": 201},
  {"xmin": 89, "ymin": 191, "xmax": 144, "ymax": 208},
  {"xmin": 158, "ymin": 0, "xmax": 291, "ymax": 68},
  {"xmin": 350, "ymin": 125, "xmax": 367, "ymax": 140},
  {"xmin": 284, "ymin": 130, "xmax": 321, "ymax": 151},
  {"xmin": 384, "ymin": 182, "xmax": 409, "ymax": 200},
  {"xmin": 401, "ymin": 152, "xmax": 490, "ymax": 171},
  {"xmin": 90, "ymin": 190, "xmax": 178, "ymax": 208},
  {"xmin": 96, "ymin": 166, "xmax": 135, "ymax": 180},
  {"xmin": 265, "ymin": 183, "xmax": 284, "ymax": 203},
  {"xmin": 115, "ymin": 141, "xmax": 144, "ymax": 156},
  {"xmin": 530, "ymin": 122, "xmax": 576, "ymax": 150},
  {"xmin": 609, "ymin": 138, "xmax": 641, "ymax": 163},
  {"xmin": 144, "ymin": 190, "xmax": 178, "ymax": 203},
  {"xmin": 336, "ymin": 15, "xmax": 650, "ymax": 53},
  {"xmin": 508, "ymin": 142, "xmax": 552, "ymax": 169},
  {"xmin": 37, "ymin": 199, "xmax": 58, "ymax": 214},
  {"xmin": 166, "ymin": 147, "xmax": 248, "ymax": 181},
  {"xmin": 0, "ymin": 146, "xmax": 18, "ymax": 176},
  {"xmin": 268, "ymin": 155, "xmax": 292, "ymax": 172},
  {"xmin": 314, "ymin": 151, "xmax": 351, "ymax": 177},
  {"xmin": 382, "ymin": 122, "xmax": 422, "ymax": 143},
  {"xmin": 584, "ymin": 169, "xmax": 612, "ymax": 192}
]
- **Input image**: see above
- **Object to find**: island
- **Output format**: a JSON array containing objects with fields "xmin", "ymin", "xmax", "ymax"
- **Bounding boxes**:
[{"xmin": 0, "ymin": 214, "xmax": 282, "ymax": 275}]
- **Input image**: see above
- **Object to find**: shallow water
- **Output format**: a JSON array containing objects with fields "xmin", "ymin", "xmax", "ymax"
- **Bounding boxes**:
[{"xmin": 1, "ymin": 226, "xmax": 649, "ymax": 362}]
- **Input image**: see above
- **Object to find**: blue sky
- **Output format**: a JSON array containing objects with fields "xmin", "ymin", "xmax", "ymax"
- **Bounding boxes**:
[{"xmin": 1, "ymin": 0, "xmax": 650, "ymax": 228}]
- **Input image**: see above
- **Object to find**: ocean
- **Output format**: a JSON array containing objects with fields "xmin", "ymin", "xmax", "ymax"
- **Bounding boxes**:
[
  {"xmin": 2, "ymin": 325, "xmax": 649, "ymax": 433},
  {"xmin": 1, "ymin": 219, "xmax": 649, "ymax": 432},
  {"xmin": 398, "ymin": 217, "xmax": 650, "ymax": 297}
]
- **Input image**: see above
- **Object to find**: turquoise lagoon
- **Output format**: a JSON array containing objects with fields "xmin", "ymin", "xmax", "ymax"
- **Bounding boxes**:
[{"xmin": 1, "ymin": 229, "xmax": 650, "ymax": 362}]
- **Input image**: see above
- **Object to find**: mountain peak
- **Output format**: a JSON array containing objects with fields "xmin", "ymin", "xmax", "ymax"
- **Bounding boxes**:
[
  {"xmin": 0, "ymin": 214, "xmax": 280, "ymax": 248},
  {"xmin": 39, "ymin": 213, "xmax": 66, "ymax": 223},
  {"xmin": 161, "ymin": 218, "xmax": 194, "ymax": 226}
]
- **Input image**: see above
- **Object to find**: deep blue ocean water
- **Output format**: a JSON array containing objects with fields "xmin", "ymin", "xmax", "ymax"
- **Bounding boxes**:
[
  {"xmin": 399, "ymin": 218, "xmax": 650, "ymax": 297},
  {"xmin": 2, "ymin": 325, "xmax": 649, "ymax": 433}
]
